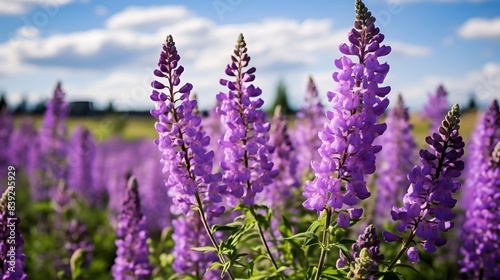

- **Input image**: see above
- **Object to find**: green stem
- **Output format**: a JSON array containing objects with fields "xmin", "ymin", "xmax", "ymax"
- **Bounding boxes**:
[
  {"xmin": 250, "ymin": 207, "xmax": 280, "ymax": 271},
  {"xmin": 387, "ymin": 227, "xmax": 417, "ymax": 271},
  {"xmin": 314, "ymin": 207, "xmax": 333, "ymax": 280},
  {"xmin": 195, "ymin": 193, "xmax": 235, "ymax": 280}
]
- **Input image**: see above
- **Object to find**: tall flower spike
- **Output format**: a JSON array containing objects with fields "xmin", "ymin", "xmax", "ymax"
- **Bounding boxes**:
[
  {"xmin": 303, "ymin": 0, "xmax": 391, "ymax": 223},
  {"xmin": 459, "ymin": 102, "xmax": 500, "ymax": 279},
  {"xmin": 421, "ymin": 85, "xmax": 449, "ymax": 134},
  {"xmin": 375, "ymin": 95, "xmax": 416, "ymax": 225},
  {"xmin": 112, "ymin": 176, "xmax": 152, "ymax": 280},
  {"xmin": 384, "ymin": 104, "xmax": 465, "ymax": 266},
  {"xmin": 461, "ymin": 99, "xmax": 500, "ymax": 208},
  {"xmin": 216, "ymin": 33, "xmax": 278, "ymax": 206},
  {"xmin": 0, "ymin": 102, "xmax": 12, "ymax": 182},
  {"xmin": 0, "ymin": 189, "xmax": 27, "ymax": 280},
  {"xmin": 150, "ymin": 35, "xmax": 224, "ymax": 217},
  {"xmin": 293, "ymin": 76, "xmax": 325, "ymax": 178},
  {"xmin": 33, "ymin": 82, "xmax": 68, "ymax": 201},
  {"xmin": 67, "ymin": 127, "xmax": 96, "ymax": 202}
]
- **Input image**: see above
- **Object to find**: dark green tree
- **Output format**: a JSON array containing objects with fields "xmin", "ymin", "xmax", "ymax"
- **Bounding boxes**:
[{"xmin": 268, "ymin": 79, "xmax": 294, "ymax": 116}]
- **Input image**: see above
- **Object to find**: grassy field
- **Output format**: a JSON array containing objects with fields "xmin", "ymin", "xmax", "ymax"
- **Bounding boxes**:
[{"xmin": 14, "ymin": 110, "xmax": 480, "ymax": 147}]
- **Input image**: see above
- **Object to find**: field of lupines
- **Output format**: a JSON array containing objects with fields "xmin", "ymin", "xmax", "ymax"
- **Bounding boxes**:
[{"xmin": 1, "ymin": 0, "xmax": 499, "ymax": 279}]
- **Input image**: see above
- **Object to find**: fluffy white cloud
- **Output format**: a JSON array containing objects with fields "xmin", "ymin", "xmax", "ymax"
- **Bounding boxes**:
[
  {"xmin": 0, "ymin": 0, "xmax": 72, "ymax": 15},
  {"xmin": 458, "ymin": 17, "xmax": 500, "ymax": 39},
  {"xmin": 105, "ymin": 6, "xmax": 192, "ymax": 30},
  {"xmin": 388, "ymin": 41, "xmax": 432, "ymax": 57}
]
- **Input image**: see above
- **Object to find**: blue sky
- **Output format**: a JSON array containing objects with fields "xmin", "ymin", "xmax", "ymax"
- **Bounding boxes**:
[{"xmin": 0, "ymin": 0, "xmax": 499, "ymax": 112}]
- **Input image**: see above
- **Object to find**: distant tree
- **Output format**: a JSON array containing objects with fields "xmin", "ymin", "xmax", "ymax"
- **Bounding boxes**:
[
  {"xmin": 465, "ymin": 94, "xmax": 477, "ymax": 113},
  {"xmin": 32, "ymin": 99, "xmax": 47, "ymax": 115},
  {"xmin": 268, "ymin": 79, "xmax": 294, "ymax": 115},
  {"xmin": 13, "ymin": 97, "xmax": 28, "ymax": 115},
  {"xmin": 106, "ymin": 101, "xmax": 115, "ymax": 114},
  {"xmin": 0, "ymin": 94, "xmax": 7, "ymax": 111}
]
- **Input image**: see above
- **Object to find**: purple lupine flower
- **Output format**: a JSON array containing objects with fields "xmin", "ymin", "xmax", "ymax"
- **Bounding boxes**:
[
  {"xmin": 459, "ymin": 138, "xmax": 500, "ymax": 277},
  {"xmin": 171, "ymin": 214, "xmax": 220, "ymax": 279},
  {"xmin": 33, "ymin": 82, "xmax": 69, "ymax": 201},
  {"xmin": 303, "ymin": 0, "xmax": 391, "ymax": 222},
  {"xmin": 0, "ymin": 104, "xmax": 12, "ymax": 182},
  {"xmin": 257, "ymin": 106, "xmax": 300, "ymax": 209},
  {"xmin": 421, "ymin": 85, "xmax": 449, "ymax": 134},
  {"xmin": 337, "ymin": 224, "xmax": 384, "ymax": 279},
  {"xmin": 65, "ymin": 218, "xmax": 93, "ymax": 270},
  {"xmin": 150, "ymin": 35, "xmax": 224, "ymax": 217},
  {"xmin": 0, "ymin": 189, "xmax": 27, "ymax": 280},
  {"xmin": 384, "ymin": 104, "xmax": 464, "ymax": 261},
  {"xmin": 375, "ymin": 95, "xmax": 416, "ymax": 225},
  {"xmin": 67, "ymin": 126, "xmax": 96, "ymax": 202},
  {"xmin": 293, "ymin": 76, "xmax": 325, "ymax": 178},
  {"xmin": 461, "ymin": 100, "xmax": 500, "ymax": 208},
  {"xmin": 112, "ymin": 176, "xmax": 152, "ymax": 280},
  {"xmin": 216, "ymin": 33, "xmax": 278, "ymax": 206},
  {"xmin": 8, "ymin": 119, "xmax": 37, "ymax": 170},
  {"xmin": 202, "ymin": 102, "xmax": 225, "ymax": 173}
]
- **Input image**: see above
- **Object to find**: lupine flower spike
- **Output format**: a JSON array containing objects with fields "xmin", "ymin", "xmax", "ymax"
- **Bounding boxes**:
[
  {"xmin": 421, "ymin": 85, "xmax": 449, "ymax": 134},
  {"xmin": 375, "ymin": 94, "xmax": 416, "ymax": 224},
  {"xmin": 0, "ymin": 188, "xmax": 27, "ymax": 280},
  {"xmin": 216, "ymin": 33, "xmax": 278, "ymax": 206},
  {"xmin": 384, "ymin": 104, "xmax": 464, "ymax": 268},
  {"xmin": 112, "ymin": 176, "xmax": 152, "ymax": 279}
]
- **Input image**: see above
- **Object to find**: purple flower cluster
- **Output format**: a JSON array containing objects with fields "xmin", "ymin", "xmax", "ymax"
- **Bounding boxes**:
[
  {"xmin": 0, "ymin": 104, "xmax": 12, "ymax": 182},
  {"xmin": 0, "ymin": 189, "xmax": 27, "ymax": 280},
  {"xmin": 257, "ymin": 106, "xmax": 300, "ymax": 209},
  {"xmin": 337, "ymin": 224, "xmax": 384, "ymax": 278},
  {"xmin": 462, "ymin": 100, "xmax": 500, "ymax": 208},
  {"xmin": 459, "ymin": 100, "xmax": 500, "ymax": 279},
  {"xmin": 216, "ymin": 33, "xmax": 278, "ymax": 206},
  {"xmin": 375, "ymin": 95, "xmax": 416, "ymax": 224},
  {"xmin": 65, "ymin": 218, "xmax": 93, "ymax": 270},
  {"xmin": 421, "ymin": 85, "xmax": 449, "ymax": 134},
  {"xmin": 8, "ymin": 120, "xmax": 37, "ymax": 171},
  {"xmin": 150, "ymin": 35, "xmax": 224, "ymax": 217},
  {"xmin": 383, "ymin": 104, "xmax": 464, "ymax": 263},
  {"xmin": 171, "ymin": 214, "xmax": 220, "ymax": 279},
  {"xmin": 303, "ymin": 0, "xmax": 391, "ymax": 222},
  {"xmin": 112, "ymin": 176, "xmax": 152, "ymax": 280},
  {"xmin": 34, "ymin": 82, "xmax": 69, "ymax": 201},
  {"xmin": 293, "ymin": 76, "xmax": 325, "ymax": 177},
  {"xmin": 67, "ymin": 127, "xmax": 96, "ymax": 202}
]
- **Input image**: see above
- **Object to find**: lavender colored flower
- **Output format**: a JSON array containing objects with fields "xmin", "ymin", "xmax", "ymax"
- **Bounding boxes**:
[
  {"xmin": 8, "ymin": 119, "xmax": 37, "ymax": 170},
  {"xmin": 421, "ymin": 85, "xmax": 449, "ymax": 134},
  {"xmin": 216, "ymin": 33, "xmax": 278, "ymax": 206},
  {"xmin": 150, "ymin": 35, "xmax": 224, "ymax": 217},
  {"xmin": 171, "ymin": 214, "xmax": 220, "ymax": 279},
  {"xmin": 293, "ymin": 76, "xmax": 325, "ymax": 177},
  {"xmin": 375, "ymin": 95, "xmax": 416, "ymax": 224},
  {"xmin": 112, "ymin": 176, "xmax": 152, "ymax": 280},
  {"xmin": 0, "ymin": 104, "xmax": 12, "ymax": 182},
  {"xmin": 337, "ymin": 224, "xmax": 384, "ymax": 276},
  {"xmin": 384, "ymin": 104, "xmax": 464, "ymax": 261},
  {"xmin": 67, "ymin": 126, "xmax": 96, "ymax": 202},
  {"xmin": 303, "ymin": 0, "xmax": 391, "ymax": 221},
  {"xmin": 462, "ymin": 99, "xmax": 500, "ymax": 208},
  {"xmin": 33, "ymin": 82, "xmax": 69, "ymax": 201},
  {"xmin": 459, "ymin": 142, "xmax": 500, "ymax": 277},
  {"xmin": 65, "ymin": 218, "xmax": 93, "ymax": 270},
  {"xmin": 202, "ymin": 102, "xmax": 225, "ymax": 173},
  {"xmin": 0, "ymin": 189, "xmax": 27, "ymax": 280},
  {"xmin": 257, "ymin": 106, "xmax": 300, "ymax": 209}
]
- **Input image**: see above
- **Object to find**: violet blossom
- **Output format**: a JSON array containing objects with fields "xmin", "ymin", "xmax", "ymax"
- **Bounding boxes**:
[
  {"xmin": 383, "ymin": 104, "xmax": 464, "ymax": 263},
  {"xmin": 0, "ymin": 189, "xmax": 27, "ymax": 280},
  {"xmin": 150, "ymin": 35, "xmax": 224, "ymax": 217},
  {"xmin": 112, "ymin": 176, "xmax": 152, "ymax": 279},
  {"xmin": 303, "ymin": 0, "xmax": 391, "ymax": 226},
  {"xmin": 375, "ymin": 95, "xmax": 416, "ymax": 225},
  {"xmin": 67, "ymin": 126, "xmax": 96, "ymax": 202},
  {"xmin": 421, "ymin": 85, "xmax": 449, "ymax": 134},
  {"xmin": 0, "ymin": 103, "xmax": 12, "ymax": 182},
  {"xmin": 293, "ymin": 76, "xmax": 325, "ymax": 178},
  {"xmin": 216, "ymin": 33, "xmax": 278, "ymax": 206}
]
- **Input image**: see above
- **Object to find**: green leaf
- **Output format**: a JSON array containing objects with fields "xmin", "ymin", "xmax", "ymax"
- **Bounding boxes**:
[
  {"xmin": 190, "ymin": 246, "xmax": 218, "ymax": 253},
  {"xmin": 285, "ymin": 231, "xmax": 317, "ymax": 241},
  {"xmin": 394, "ymin": 263, "xmax": 423, "ymax": 276},
  {"xmin": 332, "ymin": 243, "xmax": 353, "ymax": 263}
]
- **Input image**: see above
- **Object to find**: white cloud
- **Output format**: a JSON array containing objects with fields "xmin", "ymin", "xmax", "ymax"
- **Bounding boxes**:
[
  {"xmin": 105, "ymin": 5, "xmax": 191, "ymax": 30},
  {"xmin": 458, "ymin": 17, "xmax": 500, "ymax": 39},
  {"xmin": 0, "ymin": 0, "xmax": 73, "ymax": 15},
  {"xmin": 94, "ymin": 5, "xmax": 108, "ymax": 16},
  {"xmin": 388, "ymin": 41, "xmax": 432, "ymax": 57}
]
